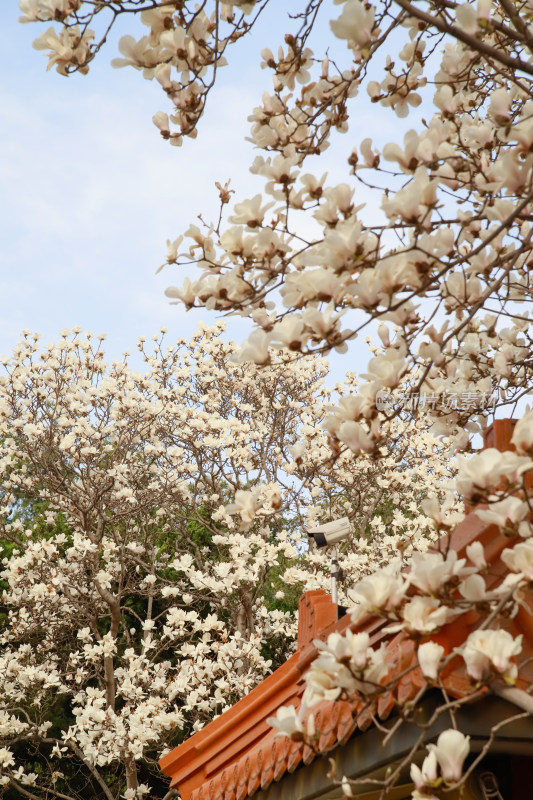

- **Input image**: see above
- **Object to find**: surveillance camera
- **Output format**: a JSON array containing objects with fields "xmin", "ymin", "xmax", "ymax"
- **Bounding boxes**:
[{"xmin": 307, "ymin": 516, "xmax": 352, "ymax": 548}]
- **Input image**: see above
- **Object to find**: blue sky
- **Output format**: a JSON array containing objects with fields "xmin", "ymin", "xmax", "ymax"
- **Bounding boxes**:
[
  {"xmin": 0, "ymin": 2, "xmax": 403, "ymax": 376},
  {"xmin": 0, "ymin": 3, "xmax": 261, "ymax": 359}
]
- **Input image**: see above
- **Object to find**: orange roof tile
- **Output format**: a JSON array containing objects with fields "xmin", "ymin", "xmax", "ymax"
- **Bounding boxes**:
[{"xmin": 160, "ymin": 420, "xmax": 533, "ymax": 800}]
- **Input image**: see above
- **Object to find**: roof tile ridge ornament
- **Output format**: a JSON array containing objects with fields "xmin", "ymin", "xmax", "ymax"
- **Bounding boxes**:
[
  {"xmin": 483, "ymin": 418, "xmax": 517, "ymax": 451},
  {"xmin": 297, "ymin": 588, "xmax": 338, "ymax": 649}
]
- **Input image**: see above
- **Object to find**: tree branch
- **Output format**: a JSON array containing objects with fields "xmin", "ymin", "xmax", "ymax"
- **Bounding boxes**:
[
  {"xmin": 393, "ymin": 0, "xmax": 533, "ymax": 77},
  {"xmin": 491, "ymin": 682, "xmax": 533, "ymax": 715}
]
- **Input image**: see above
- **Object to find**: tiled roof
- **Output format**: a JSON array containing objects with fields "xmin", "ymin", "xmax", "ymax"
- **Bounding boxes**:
[{"xmin": 159, "ymin": 420, "xmax": 533, "ymax": 800}]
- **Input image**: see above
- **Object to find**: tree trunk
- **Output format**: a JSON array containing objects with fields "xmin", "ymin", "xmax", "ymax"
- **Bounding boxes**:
[{"xmin": 125, "ymin": 756, "xmax": 138, "ymax": 793}]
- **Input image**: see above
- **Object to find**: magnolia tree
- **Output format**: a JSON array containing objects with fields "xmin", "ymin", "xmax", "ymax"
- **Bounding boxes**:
[
  {"xmin": 19, "ymin": 0, "xmax": 533, "ymax": 446},
  {"xmin": 0, "ymin": 324, "xmax": 314, "ymax": 799},
  {"xmin": 0, "ymin": 326, "xmax": 455, "ymax": 799}
]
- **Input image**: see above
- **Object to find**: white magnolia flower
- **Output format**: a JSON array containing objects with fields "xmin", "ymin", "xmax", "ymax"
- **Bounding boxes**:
[
  {"xmin": 410, "ymin": 750, "xmax": 438, "ymax": 790},
  {"xmin": 427, "ymin": 729, "xmax": 470, "ymax": 783},
  {"xmin": 511, "ymin": 409, "xmax": 533, "ymax": 455},
  {"xmin": 466, "ymin": 541, "xmax": 486, "ymax": 569},
  {"xmin": 224, "ymin": 487, "xmax": 258, "ymax": 521},
  {"xmin": 341, "ymin": 776, "xmax": 354, "ymax": 797},
  {"xmin": 303, "ymin": 668, "xmax": 343, "ymax": 705},
  {"xmin": 330, "ymin": 0, "xmax": 376, "ymax": 52},
  {"xmin": 228, "ymin": 195, "xmax": 274, "ymax": 228},
  {"xmin": 417, "ymin": 641, "xmax": 445, "ymax": 681},
  {"xmin": 501, "ymin": 539, "xmax": 533, "ymax": 579},
  {"xmin": 458, "ymin": 574, "xmax": 487, "ymax": 602},
  {"xmin": 234, "ymin": 330, "xmax": 271, "ymax": 364},
  {"xmin": 462, "ymin": 628, "xmax": 522, "ymax": 683},
  {"xmin": 421, "ymin": 494, "xmax": 464, "ymax": 529},
  {"xmin": 316, "ymin": 630, "xmax": 369, "ymax": 666},
  {"xmin": 350, "ymin": 566, "xmax": 408, "ymax": 619},
  {"xmin": 455, "ymin": 449, "xmax": 533, "ymax": 498},
  {"xmin": 337, "ymin": 420, "xmax": 374, "ymax": 452},
  {"xmin": 152, "ymin": 111, "xmax": 170, "ymax": 136},
  {"xmin": 408, "ymin": 550, "xmax": 472, "ymax": 594},
  {"xmin": 0, "ymin": 747, "xmax": 15, "ymax": 768},
  {"xmin": 165, "ymin": 278, "xmax": 198, "ymax": 305},
  {"xmin": 391, "ymin": 596, "xmax": 453, "ymax": 634},
  {"xmin": 364, "ymin": 348, "xmax": 407, "ymax": 388},
  {"xmin": 266, "ymin": 706, "xmax": 304, "ymax": 739},
  {"xmin": 19, "ymin": 0, "xmax": 80, "ymax": 23},
  {"xmin": 316, "ymin": 630, "xmax": 388, "ymax": 679},
  {"xmin": 475, "ymin": 496, "xmax": 530, "ymax": 529}
]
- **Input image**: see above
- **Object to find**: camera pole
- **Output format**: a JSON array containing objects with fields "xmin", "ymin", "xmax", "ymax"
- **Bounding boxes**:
[
  {"xmin": 307, "ymin": 516, "xmax": 350, "ymax": 609},
  {"xmin": 331, "ymin": 546, "xmax": 339, "ymax": 606}
]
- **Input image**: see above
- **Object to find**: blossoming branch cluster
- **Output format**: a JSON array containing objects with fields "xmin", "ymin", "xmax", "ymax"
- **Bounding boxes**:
[
  {"xmin": 269, "ymin": 413, "xmax": 533, "ymax": 798},
  {"xmin": 21, "ymin": 0, "xmax": 532, "ymax": 453},
  {"xmin": 20, "ymin": 1, "xmax": 265, "ymax": 143}
]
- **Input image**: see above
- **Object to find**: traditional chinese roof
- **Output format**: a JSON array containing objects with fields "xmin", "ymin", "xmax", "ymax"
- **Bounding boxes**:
[{"xmin": 159, "ymin": 419, "xmax": 533, "ymax": 800}]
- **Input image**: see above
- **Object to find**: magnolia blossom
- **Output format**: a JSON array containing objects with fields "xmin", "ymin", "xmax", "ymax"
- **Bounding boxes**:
[
  {"xmin": 459, "ymin": 574, "xmax": 487, "ymax": 602},
  {"xmin": 475, "ymin": 496, "xmax": 531, "ymax": 529},
  {"xmin": 390, "ymin": 596, "xmax": 453, "ymax": 634},
  {"xmin": 33, "ymin": 24, "xmax": 94, "ymax": 75},
  {"xmin": 421, "ymin": 495, "xmax": 464, "ymax": 530},
  {"xmin": 410, "ymin": 750, "xmax": 438, "ymax": 791},
  {"xmin": 311, "ymin": 630, "xmax": 389, "ymax": 695},
  {"xmin": 228, "ymin": 195, "xmax": 274, "ymax": 228},
  {"xmin": 303, "ymin": 669, "xmax": 343, "ymax": 705},
  {"xmin": 417, "ymin": 642, "xmax": 445, "ymax": 681},
  {"xmin": 408, "ymin": 550, "xmax": 472, "ymax": 594},
  {"xmin": 0, "ymin": 748, "xmax": 15, "ymax": 768},
  {"xmin": 466, "ymin": 541, "xmax": 486, "ymax": 570},
  {"xmin": 337, "ymin": 420, "xmax": 374, "ymax": 452},
  {"xmin": 462, "ymin": 629, "xmax": 523, "ymax": 683},
  {"xmin": 455, "ymin": 450, "xmax": 533, "ymax": 499},
  {"xmin": 235, "ymin": 329, "xmax": 271, "ymax": 364},
  {"xmin": 18, "ymin": 0, "xmax": 80, "ymax": 23},
  {"xmin": 427, "ymin": 730, "xmax": 470, "ymax": 783},
  {"xmin": 330, "ymin": 0, "xmax": 377, "ymax": 54},
  {"xmin": 511, "ymin": 409, "xmax": 533, "ymax": 456},
  {"xmin": 501, "ymin": 538, "xmax": 533, "ymax": 579},
  {"xmin": 302, "ymin": 629, "xmax": 391, "ymax": 711},
  {"xmin": 349, "ymin": 564, "xmax": 408, "ymax": 619},
  {"xmin": 266, "ymin": 706, "xmax": 304, "ymax": 740},
  {"xmin": 341, "ymin": 776, "xmax": 354, "ymax": 797},
  {"xmin": 225, "ymin": 489, "xmax": 259, "ymax": 527}
]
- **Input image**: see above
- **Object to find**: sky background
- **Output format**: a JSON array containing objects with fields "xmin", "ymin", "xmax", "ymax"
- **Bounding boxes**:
[{"xmin": 0, "ymin": 2, "xmax": 411, "ymax": 379}]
